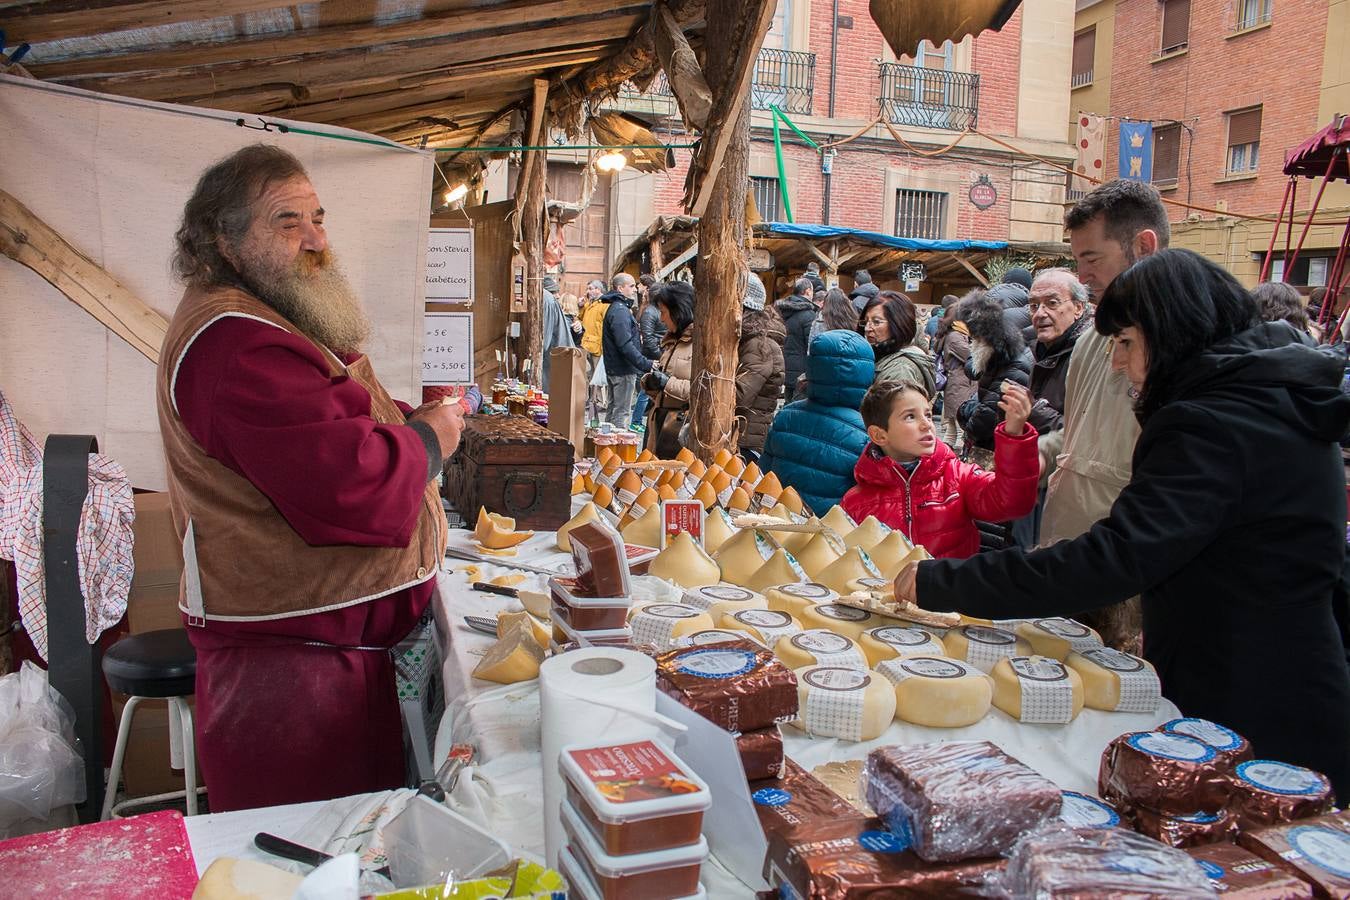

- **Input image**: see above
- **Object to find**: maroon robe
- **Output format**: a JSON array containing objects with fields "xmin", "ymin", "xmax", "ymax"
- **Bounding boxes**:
[{"xmin": 174, "ymin": 316, "xmax": 434, "ymax": 811}]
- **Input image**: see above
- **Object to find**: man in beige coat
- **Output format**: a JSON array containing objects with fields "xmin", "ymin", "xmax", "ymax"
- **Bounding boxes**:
[{"xmin": 1040, "ymin": 181, "xmax": 1169, "ymax": 650}]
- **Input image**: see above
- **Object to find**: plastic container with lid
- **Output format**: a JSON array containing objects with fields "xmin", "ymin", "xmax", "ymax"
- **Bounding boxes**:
[
  {"xmin": 558, "ymin": 846, "xmax": 706, "ymax": 900},
  {"xmin": 561, "ymin": 799, "xmax": 707, "ymax": 900},
  {"xmin": 550, "ymin": 576, "xmax": 631, "ymax": 632},
  {"xmin": 560, "ymin": 739, "xmax": 711, "ymax": 856},
  {"xmin": 552, "ymin": 612, "xmax": 632, "ymax": 648}
]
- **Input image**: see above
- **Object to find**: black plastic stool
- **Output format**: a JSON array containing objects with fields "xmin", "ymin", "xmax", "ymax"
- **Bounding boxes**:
[{"xmin": 101, "ymin": 629, "xmax": 199, "ymax": 819}]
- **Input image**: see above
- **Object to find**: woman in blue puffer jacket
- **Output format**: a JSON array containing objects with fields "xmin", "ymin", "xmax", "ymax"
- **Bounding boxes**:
[{"xmin": 760, "ymin": 329, "xmax": 875, "ymax": 513}]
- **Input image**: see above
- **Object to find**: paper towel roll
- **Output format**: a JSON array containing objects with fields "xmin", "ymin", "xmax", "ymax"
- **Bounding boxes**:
[{"xmin": 539, "ymin": 647, "xmax": 663, "ymax": 867}]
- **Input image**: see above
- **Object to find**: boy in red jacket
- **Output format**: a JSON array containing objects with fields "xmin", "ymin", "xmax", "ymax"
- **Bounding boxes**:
[{"xmin": 841, "ymin": 380, "xmax": 1039, "ymax": 558}]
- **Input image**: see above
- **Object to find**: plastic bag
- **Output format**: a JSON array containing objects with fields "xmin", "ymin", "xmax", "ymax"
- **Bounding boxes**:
[
  {"xmin": 0, "ymin": 662, "xmax": 85, "ymax": 837},
  {"xmin": 1001, "ymin": 822, "xmax": 1216, "ymax": 898}
]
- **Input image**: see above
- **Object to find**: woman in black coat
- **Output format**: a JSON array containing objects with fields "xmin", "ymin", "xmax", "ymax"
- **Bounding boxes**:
[
  {"xmin": 895, "ymin": 249, "xmax": 1350, "ymax": 799},
  {"xmin": 956, "ymin": 292, "xmax": 1054, "ymax": 454}
]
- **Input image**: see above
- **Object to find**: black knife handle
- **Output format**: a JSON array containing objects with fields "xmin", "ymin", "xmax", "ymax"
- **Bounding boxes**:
[
  {"xmin": 254, "ymin": 832, "xmax": 332, "ymax": 869},
  {"xmin": 471, "ymin": 581, "xmax": 519, "ymax": 597}
]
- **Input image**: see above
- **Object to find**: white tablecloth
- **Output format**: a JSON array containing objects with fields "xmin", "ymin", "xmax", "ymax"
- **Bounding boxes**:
[{"xmin": 429, "ymin": 549, "xmax": 1179, "ymax": 899}]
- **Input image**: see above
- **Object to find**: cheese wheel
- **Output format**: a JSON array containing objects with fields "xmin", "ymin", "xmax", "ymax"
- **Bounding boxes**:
[
  {"xmin": 629, "ymin": 603, "xmax": 716, "ymax": 650},
  {"xmin": 943, "ymin": 624, "xmax": 1031, "ymax": 672},
  {"xmin": 684, "ymin": 628, "xmax": 760, "ymax": 647},
  {"xmin": 715, "ymin": 528, "xmax": 778, "ymax": 584},
  {"xmin": 777, "ymin": 486, "xmax": 806, "ymax": 516},
  {"xmin": 1064, "ymin": 646, "xmax": 1161, "ymax": 713},
  {"xmin": 775, "ymin": 629, "xmax": 869, "ymax": 670},
  {"xmin": 720, "ymin": 607, "xmax": 802, "ymax": 645},
  {"xmin": 647, "ymin": 531, "xmax": 721, "ymax": 588},
  {"xmin": 799, "ymin": 602, "xmax": 878, "ymax": 641},
  {"xmin": 819, "ymin": 505, "xmax": 857, "ymax": 536},
  {"xmin": 703, "ymin": 507, "xmax": 738, "ymax": 554},
  {"xmin": 619, "ymin": 502, "xmax": 663, "ymax": 549},
  {"xmin": 557, "ymin": 501, "xmax": 604, "ymax": 551},
  {"xmin": 815, "ymin": 546, "xmax": 883, "ymax": 594},
  {"xmin": 858, "ymin": 625, "xmax": 947, "ymax": 666},
  {"xmin": 866, "ymin": 530, "xmax": 917, "ymax": 579},
  {"xmin": 875, "ymin": 656, "xmax": 994, "ymax": 728},
  {"xmin": 195, "ymin": 858, "xmax": 305, "ymax": 899},
  {"xmin": 745, "ymin": 548, "xmax": 808, "ymax": 591},
  {"xmin": 682, "ymin": 584, "xmax": 769, "ymax": 620},
  {"xmin": 473, "ymin": 626, "xmax": 545, "ymax": 684},
  {"xmin": 1015, "ymin": 618, "xmax": 1103, "ymax": 660},
  {"xmin": 990, "ymin": 655, "xmax": 1086, "ymax": 723},
  {"xmin": 776, "ymin": 515, "xmax": 819, "ymax": 554},
  {"xmin": 764, "ymin": 582, "xmax": 838, "ymax": 617},
  {"xmin": 794, "ymin": 531, "xmax": 846, "ymax": 578},
  {"xmin": 752, "ymin": 471, "xmax": 783, "ymax": 510},
  {"xmin": 841, "ymin": 515, "xmax": 891, "ymax": 552},
  {"xmin": 794, "ymin": 665, "xmax": 896, "ymax": 742}
]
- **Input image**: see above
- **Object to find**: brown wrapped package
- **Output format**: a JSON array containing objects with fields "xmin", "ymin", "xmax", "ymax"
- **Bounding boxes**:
[
  {"xmin": 1098, "ymin": 731, "xmax": 1231, "ymax": 817},
  {"xmin": 654, "ymin": 639, "xmax": 798, "ymax": 733},
  {"xmin": 1158, "ymin": 717, "xmax": 1254, "ymax": 771},
  {"xmin": 1128, "ymin": 804, "xmax": 1240, "ymax": 848},
  {"xmin": 1237, "ymin": 810, "xmax": 1350, "ymax": 899},
  {"xmin": 1228, "ymin": 760, "xmax": 1335, "ymax": 830},
  {"xmin": 736, "ymin": 727, "xmax": 784, "ymax": 781},
  {"xmin": 750, "ymin": 758, "xmax": 867, "ymax": 862},
  {"xmin": 1187, "ymin": 842, "xmax": 1314, "ymax": 899},
  {"xmin": 764, "ymin": 816, "xmax": 1005, "ymax": 899}
]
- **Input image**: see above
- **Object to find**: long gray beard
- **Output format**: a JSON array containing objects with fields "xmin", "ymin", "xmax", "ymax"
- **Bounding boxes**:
[
  {"xmin": 243, "ymin": 254, "xmax": 370, "ymax": 355},
  {"xmin": 970, "ymin": 339, "xmax": 993, "ymax": 377}
]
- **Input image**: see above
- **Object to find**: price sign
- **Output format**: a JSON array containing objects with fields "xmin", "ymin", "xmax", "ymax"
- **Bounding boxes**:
[
  {"xmin": 661, "ymin": 500, "xmax": 705, "ymax": 549},
  {"xmin": 423, "ymin": 312, "xmax": 474, "ymax": 386},
  {"xmin": 425, "ymin": 228, "xmax": 473, "ymax": 301}
]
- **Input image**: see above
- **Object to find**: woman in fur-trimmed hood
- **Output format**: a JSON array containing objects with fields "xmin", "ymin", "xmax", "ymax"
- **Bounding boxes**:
[{"xmin": 956, "ymin": 291, "xmax": 1054, "ymax": 451}]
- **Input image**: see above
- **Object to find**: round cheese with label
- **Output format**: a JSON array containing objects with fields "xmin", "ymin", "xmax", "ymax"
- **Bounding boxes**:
[
  {"xmin": 681, "ymin": 584, "xmax": 768, "ymax": 620},
  {"xmin": 793, "ymin": 665, "xmax": 896, "ymax": 741},
  {"xmin": 858, "ymin": 626, "xmax": 947, "ymax": 666},
  {"xmin": 629, "ymin": 603, "xmax": 715, "ymax": 650},
  {"xmin": 990, "ymin": 655, "xmax": 1085, "ymax": 723},
  {"xmin": 774, "ymin": 629, "xmax": 869, "ymax": 670},
  {"xmin": 943, "ymin": 624, "xmax": 1031, "ymax": 672},
  {"xmin": 1058, "ymin": 791, "xmax": 1122, "ymax": 829},
  {"xmin": 746, "ymin": 548, "xmax": 808, "ymax": 592},
  {"xmin": 799, "ymin": 602, "xmax": 877, "ymax": 641},
  {"xmin": 1015, "ymin": 618, "xmax": 1103, "ymax": 660},
  {"xmin": 720, "ymin": 608, "xmax": 802, "ymax": 646},
  {"xmin": 764, "ymin": 582, "xmax": 838, "ymax": 618},
  {"xmin": 684, "ymin": 628, "xmax": 760, "ymax": 647},
  {"xmin": 1065, "ymin": 646, "xmax": 1161, "ymax": 714},
  {"xmin": 874, "ymin": 656, "xmax": 993, "ymax": 728}
]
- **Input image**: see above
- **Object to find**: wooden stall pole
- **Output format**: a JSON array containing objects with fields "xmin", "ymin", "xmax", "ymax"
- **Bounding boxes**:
[
  {"xmin": 687, "ymin": 0, "xmax": 776, "ymax": 461},
  {"xmin": 518, "ymin": 78, "xmax": 549, "ymax": 385}
]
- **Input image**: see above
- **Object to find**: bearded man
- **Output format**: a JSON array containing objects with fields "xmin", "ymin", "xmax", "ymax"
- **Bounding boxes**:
[{"xmin": 156, "ymin": 144, "xmax": 460, "ymax": 811}]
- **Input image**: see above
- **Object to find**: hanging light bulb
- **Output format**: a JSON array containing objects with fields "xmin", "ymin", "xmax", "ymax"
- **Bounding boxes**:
[
  {"xmin": 443, "ymin": 183, "xmax": 468, "ymax": 205},
  {"xmin": 594, "ymin": 149, "xmax": 627, "ymax": 173}
]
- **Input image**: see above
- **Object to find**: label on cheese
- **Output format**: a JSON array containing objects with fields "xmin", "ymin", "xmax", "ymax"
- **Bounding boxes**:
[
  {"xmin": 801, "ymin": 667, "xmax": 870, "ymax": 741},
  {"xmin": 1077, "ymin": 647, "xmax": 1160, "ymax": 713},
  {"xmin": 887, "ymin": 657, "xmax": 968, "ymax": 680},
  {"xmin": 813, "ymin": 604, "xmax": 870, "ymax": 623},
  {"xmin": 752, "ymin": 533, "xmax": 777, "ymax": 561},
  {"xmin": 631, "ymin": 604, "xmax": 705, "ymax": 649},
  {"xmin": 788, "ymin": 630, "xmax": 868, "ymax": 669},
  {"xmin": 674, "ymin": 647, "xmax": 759, "ymax": 679},
  {"xmin": 1032, "ymin": 618, "xmax": 1102, "ymax": 654},
  {"xmin": 685, "ymin": 629, "xmax": 752, "ymax": 647},
  {"xmin": 676, "ymin": 476, "xmax": 699, "ymax": 500},
  {"xmin": 1006, "ymin": 656, "xmax": 1077, "ymax": 723},
  {"xmin": 1059, "ymin": 791, "xmax": 1121, "ymax": 828},
  {"xmin": 1164, "ymin": 718, "xmax": 1244, "ymax": 751},
  {"xmin": 855, "ymin": 577, "xmax": 889, "ymax": 590},
  {"xmin": 953, "ymin": 624, "xmax": 1020, "ymax": 671},
  {"xmin": 857, "ymin": 548, "xmax": 882, "ymax": 578},
  {"xmin": 1128, "ymin": 732, "xmax": 1217, "ymax": 763},
  {"xmin": 728, "ymin": 608, "xmax": 800, "ymax": 644},
  {"xmin": 1235, "ymin": 761, "xmax": 1326, "ymax": 796},
  {"xmin": 1288, "ymin": 826, "xmax": 1350, "ymax": 878},
  {"xmin": 704, "ymin": 585, "xmax": 755, "ymax": 602},
  {"xmin": 869, "ymin": 626, "xmax": 942, "ymax": 649},
  {"xmin": 779, "ymin": 583, "xmax": 836, "ymax": 601},
  {"xmin": 717, "ymin": 482, "xmax": 737, "ymax": 507}
]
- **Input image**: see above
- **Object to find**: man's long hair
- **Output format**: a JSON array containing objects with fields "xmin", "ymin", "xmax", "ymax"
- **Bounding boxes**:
[{"xmin": 173, "ymin": 144, "xmax": 309, "ymax": 287}]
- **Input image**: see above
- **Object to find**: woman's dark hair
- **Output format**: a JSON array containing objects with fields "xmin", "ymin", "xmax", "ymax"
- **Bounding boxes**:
[
  {"xmin": 1252, "ymin": 281, "xmax": 1310, "ymax": 334},
  {"xmin": 820, "ymin": 288, "xmax": 858, "ymax": 332},
  {"xmin": 859, "ymin": 290, "xmax": 917, "ymax": 357},
  {"xmin": 652, "ymin": 280, "xmax": 696, "ymax": 335},
  {"xmin": 1095, "ymin": 248, "xmax": 1259, "ymax": 422}
]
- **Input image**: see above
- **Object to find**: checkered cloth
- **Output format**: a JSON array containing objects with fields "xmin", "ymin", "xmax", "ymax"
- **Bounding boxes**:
[{"xmin": 0, "ymin": 390, "xmax": 134, "ymax": 660}]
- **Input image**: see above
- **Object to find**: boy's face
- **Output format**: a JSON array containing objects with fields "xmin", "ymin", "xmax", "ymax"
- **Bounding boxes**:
[{"xmin": 867, "ymin": 390, "xmax": 936, "ymax": 460}]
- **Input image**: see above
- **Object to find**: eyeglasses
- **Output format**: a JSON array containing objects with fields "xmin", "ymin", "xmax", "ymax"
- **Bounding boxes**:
[{"xmin": 1028, "ymin": 297, "xmax": 1071, "ymax": 314}]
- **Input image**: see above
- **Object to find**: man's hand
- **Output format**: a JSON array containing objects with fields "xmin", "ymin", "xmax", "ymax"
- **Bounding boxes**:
[
  {"xmin": 409, "ymin": 399, "xmax": 465, "ymax": 460},
  {"xmin": 999, "ymin": 383, "xmax": 1033, "ymax": 436},
  {"xmin": 893, "ymin": 562, "xmax": 920, "ymax": 605}
]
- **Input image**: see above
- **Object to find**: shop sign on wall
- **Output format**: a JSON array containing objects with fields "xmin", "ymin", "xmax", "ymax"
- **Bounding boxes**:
[
  {"xmin": 423, "ymin": 312, "xmax": 474, "ymax": 385},
  {"xmin": 426, "ymin": 228, "xmax": 474, "ymax": 302},
  {"xmin": 968, "ymin": 174, "xmax": 998, "ymax": 210}
]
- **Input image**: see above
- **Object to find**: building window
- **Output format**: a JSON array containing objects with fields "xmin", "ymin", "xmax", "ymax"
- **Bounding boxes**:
[
  {"xmin": 1235, "ymin": 0, "xmax": 1272, "ymax": 30},
  {"xmin": 1160, "ymin": 0, "xmax": 1190, "ymax": 54},
  {"xmin": 895, "ymin": 189, "xmax": 948, "ymax": 239},
  {"xmin": 1268, "ymin": 254, "xmax": 1330, "ymax": 286},
  {"xmin": 1153, "ymin": 124, "xmax": 1181, "ymax": 186},
  {"xmin": 751, "ymin": 176, "xmax": 782, "ymax": 222},
  {"xmin": 766, "ymin": 0, "xmax": 792, "ymax": 50},
  {"xmin": 1226, "ymin": 106, "xmax": 1262, "ymax": 175},
  {"xmin": 1072, "ymin": 27, "xmax": 1095, "ymax": 87}
]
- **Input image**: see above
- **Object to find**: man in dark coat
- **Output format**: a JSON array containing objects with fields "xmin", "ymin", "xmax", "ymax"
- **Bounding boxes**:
[
  {"xmin": 776, "ymin": 277, "xmax": 817, "ymax": 402},
  {"xmin": 849, "ymin": 268, "xmax": 880, "ymax": 312},
  {"xmin": 600, "ymin": 273, "xmax": 652, "ymax": 425},
  {"xmin": 735, "ymin": 276, "xmax": 786, "ymax": 454}
]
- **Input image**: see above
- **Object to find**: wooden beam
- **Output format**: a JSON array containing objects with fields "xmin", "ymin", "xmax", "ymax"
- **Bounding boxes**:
[
  {"xmin": 27, "ymin": 0, "xmax": 643, "ymax": 80},
  {"xmin": 656, "ymin": 243, "xmax": 699, "ymax": 280},
  {"xmin": 948, "ymin": 253, "xmax": 990, "ymax": 287},
  {"xmin": 651, "ymin": 3, "xmax": 711, "ymax": 130},
  {"xmin": 796, "ymin": 239, "xmax": 832, "ymax": 271},
  {"xmin": 683, "ymin": 0, "xmax": 776, "ymax": 216},
  {"xmin": 518, "ymin": 78, "xmax": 550, "ymax": 387},
  {"xmin": 47, "ymin": 16, "xmax": 643, "ymax": 103},
  {"xmin": 331, "ymin": 92, "xmax": 522, "ymax": 133},
  {"xmin": 6, "ymin": 0, "xmax": 322, "ymax": 44},
  {"xmin": 0, "ymin": 188, "xmax": 167, "ymax": 363}
]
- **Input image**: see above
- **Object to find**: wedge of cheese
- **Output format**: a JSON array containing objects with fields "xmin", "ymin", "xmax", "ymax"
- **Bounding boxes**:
[{"xmin": 473, "ymin": 626, "xmax": 545, "ymax": 683}]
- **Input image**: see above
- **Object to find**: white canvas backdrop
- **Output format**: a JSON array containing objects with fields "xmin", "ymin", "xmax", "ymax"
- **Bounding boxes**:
[{"xmin": 0, "ymin": 74, "xmax": 435, "ymax": 489}]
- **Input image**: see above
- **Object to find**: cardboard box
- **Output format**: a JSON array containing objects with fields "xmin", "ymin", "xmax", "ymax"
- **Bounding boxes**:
[
  {"xmin": 547, "ymin": 346, "xmax": 587, "ymax": 452},
  {"xmin": 127, "ymin": 492, "xmax": 184, "ymax": 634}
]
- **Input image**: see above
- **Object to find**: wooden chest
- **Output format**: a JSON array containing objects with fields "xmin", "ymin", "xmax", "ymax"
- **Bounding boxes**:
[{"xmin": 443, "ymin": 414, "xmax": 574, "ymax": 531}]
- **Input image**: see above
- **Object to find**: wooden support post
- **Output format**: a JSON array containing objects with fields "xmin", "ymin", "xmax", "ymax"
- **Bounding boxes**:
[
  {"xmin": 652, "ymin": 3, "xmax": 712, "ymax": 130},
  {"xmin": 948, "ymin": 253, "xmax": 990, "ymax": 288},
  {"xmin": 649, "ymin": 234, "xmax": 664, "ymax": 276},
  {"xmin": 518, "ymin": 78, "xmax": 549, "ymax": 386},
  {"xmin": 689, "ymin": 0, "xmax": 773, "ymax": 460}
]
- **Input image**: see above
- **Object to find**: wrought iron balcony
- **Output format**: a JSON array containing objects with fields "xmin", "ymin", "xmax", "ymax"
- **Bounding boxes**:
[
  {"xmin": 750, "ymin": 48, "xmax": 815, "ymax": 114},
  {"xmin": 608, "ymin": 71, "xmax": 678, "ymax": 119},
  {"xmin": 879, "ymin": 62, "xmax": 979, "ymax": 132}
]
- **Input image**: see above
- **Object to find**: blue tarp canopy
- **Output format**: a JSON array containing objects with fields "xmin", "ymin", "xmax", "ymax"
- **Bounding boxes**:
[{"xmin": 760, "ymin": 222, "xmax": 1008, "ymax": 254}]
